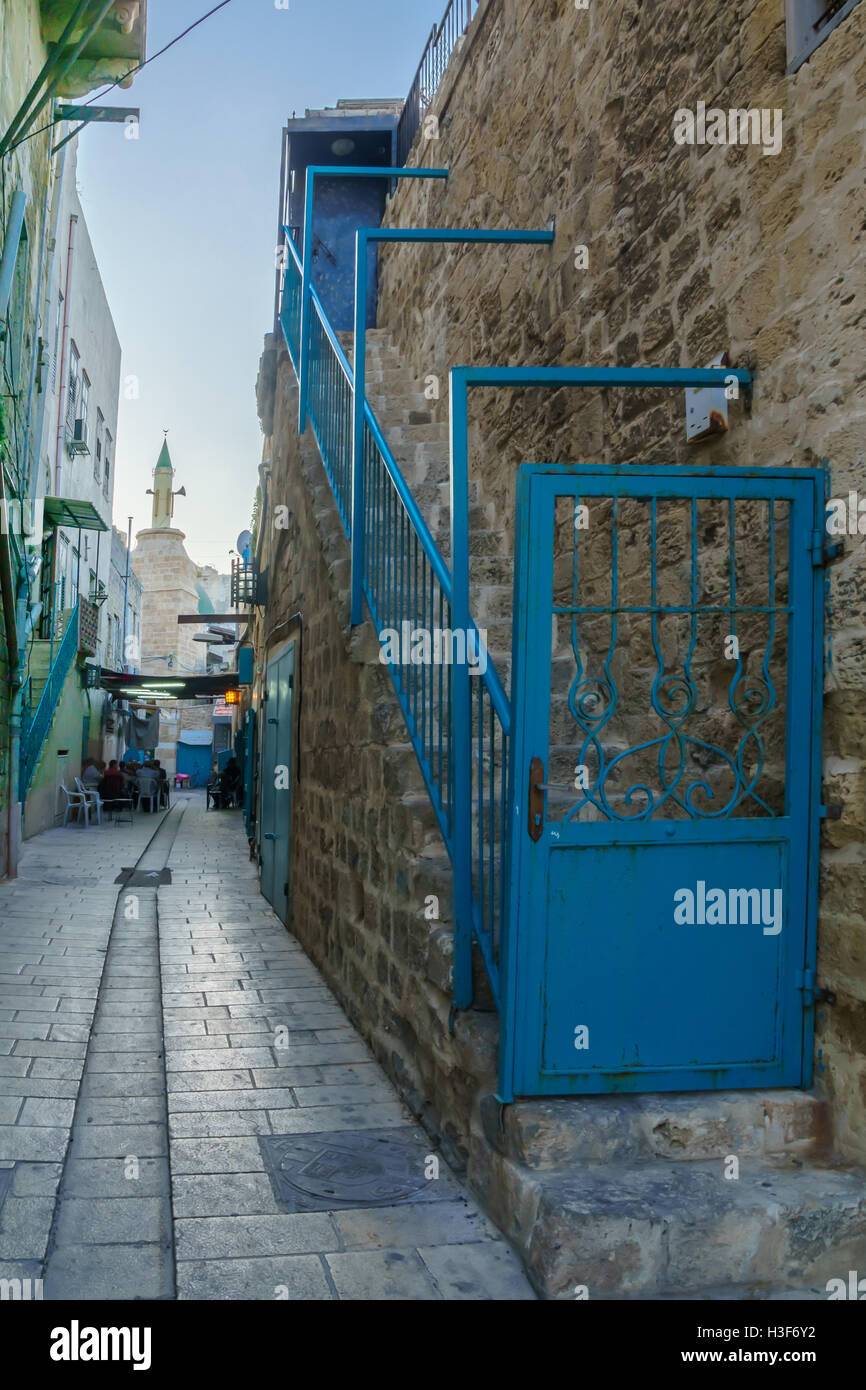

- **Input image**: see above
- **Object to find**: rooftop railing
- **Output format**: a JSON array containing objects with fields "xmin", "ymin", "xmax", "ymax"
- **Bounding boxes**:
[{"xmin": 397, "ymin": 0, "xmax": 480, "ymax": 166}]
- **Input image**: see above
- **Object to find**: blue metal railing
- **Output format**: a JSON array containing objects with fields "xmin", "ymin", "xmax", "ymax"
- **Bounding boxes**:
[
  {"xmin": 20, "ymin": 599, "xmax": 79, "ymax": 798},
  {"xmin": 307, "ymin": 286, "xmax": 355, "ymax": 537},
  {"xmin": 276, "ymin": 235, "xmax": 511, "ymax": 1002},
  {"xmin": 280, "ymin": 238, "xmax": 303, "ymax": 369}
]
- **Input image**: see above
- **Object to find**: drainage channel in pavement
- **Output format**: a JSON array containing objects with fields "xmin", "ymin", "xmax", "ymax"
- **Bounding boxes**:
[{"xmin": 42, "ymin": 806, "xmax": 185, "ymax": 1300}]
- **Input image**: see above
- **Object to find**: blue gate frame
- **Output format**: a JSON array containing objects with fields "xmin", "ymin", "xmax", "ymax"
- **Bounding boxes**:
[{"xmin": 501, "ymin": 464, "xmax": 825, "ymax": 1102}]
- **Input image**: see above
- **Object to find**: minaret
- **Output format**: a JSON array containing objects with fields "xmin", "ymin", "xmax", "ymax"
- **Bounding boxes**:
[{"xmin": 150, "ymin": 438, "xmax": 177, "ymax": 528}]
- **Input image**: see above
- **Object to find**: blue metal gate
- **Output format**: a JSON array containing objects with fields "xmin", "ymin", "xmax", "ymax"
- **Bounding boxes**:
[{"xmin": 501, "ymin": 465, "xmax": 824, "ymax": 1100}]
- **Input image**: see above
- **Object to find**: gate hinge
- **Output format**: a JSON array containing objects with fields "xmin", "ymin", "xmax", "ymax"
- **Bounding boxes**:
[
  {"xmin": 798, "ymin": 967, "xmax": 836, "ymax": 1007},
  {"xmin": 809, "ymin": 530, "xmax": 844, "ymax": 566},
  {"xmin": 819, "ymin": 803, "xmax": 842, "ymax": 820}
]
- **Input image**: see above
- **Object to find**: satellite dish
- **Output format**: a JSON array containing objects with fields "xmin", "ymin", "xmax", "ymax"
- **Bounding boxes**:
[{"xmin": 236, "ymin": 530, "xmax": 252, "ymax": 558}]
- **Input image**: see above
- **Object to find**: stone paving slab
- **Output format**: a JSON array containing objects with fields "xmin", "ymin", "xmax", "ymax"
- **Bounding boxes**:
[{"xmin": 0, "ymin": 795, "xmax": 535, "ymax": 1300}]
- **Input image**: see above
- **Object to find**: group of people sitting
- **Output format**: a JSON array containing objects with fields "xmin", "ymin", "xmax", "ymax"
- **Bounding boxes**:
[
  {"xmin": 81, "ymin": 757, "xmax": 169, "ymax": 812},
  {"xmin": 206, "ymin": 757, "xmax": 242, "ymax": 810}
]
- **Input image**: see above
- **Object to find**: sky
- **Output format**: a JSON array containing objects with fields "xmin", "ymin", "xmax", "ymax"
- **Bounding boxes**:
[{"xmin": 77, "ymin": 0, "xmax": 445, "ymax": 571}]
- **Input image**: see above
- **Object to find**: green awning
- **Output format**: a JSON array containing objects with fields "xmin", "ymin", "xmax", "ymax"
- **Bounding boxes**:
[{"xmin": 43, "ymin": 498, "xmax": 108, "ymax": 531}]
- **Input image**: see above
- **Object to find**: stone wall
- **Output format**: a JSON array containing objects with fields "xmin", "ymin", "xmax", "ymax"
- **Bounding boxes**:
[
  {"xmin": 133, "ymin": 529, "xmax": 207, "ymax": 677},
  {"xmin": 375, "ymin": 0, "xmax": 866, "ymax": 1162},
  {"xmin": 252, "ymin": 353, "xmax": 497, "ymax": 1168}
]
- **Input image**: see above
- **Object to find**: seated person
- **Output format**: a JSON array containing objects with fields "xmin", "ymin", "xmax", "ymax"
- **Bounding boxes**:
[
  {"xmin": 81, "ymin": 759, "xmax": 102, "ymax": 787},
  {"xmin": 219, "ymin": 757, "xmax": 242, "ymax": 807},
  {"xmin": 136, "ymin": 763, "xmax": 160, "ymax": 808},
  {"xmin": 152, "ymin": 760, "xmax": 170, "ymax": 806},
  {"xmin": 206, "ymin": 764, "xmax": 223, "ymax": 810},
  {"xmin": 99, "ymin": 759, "xmax": 130, "ymax": 810}
]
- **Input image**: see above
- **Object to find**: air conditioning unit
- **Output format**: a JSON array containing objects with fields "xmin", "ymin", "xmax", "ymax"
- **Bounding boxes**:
[{"xmin": 67, "ymin": 418, "xmax": 90, "ymax": 456}]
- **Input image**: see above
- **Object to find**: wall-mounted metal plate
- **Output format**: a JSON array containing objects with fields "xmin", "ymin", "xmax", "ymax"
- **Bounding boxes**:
[{"xmin": 259, "ymin": 1129, "xmax": 450, "ymax": 1213}]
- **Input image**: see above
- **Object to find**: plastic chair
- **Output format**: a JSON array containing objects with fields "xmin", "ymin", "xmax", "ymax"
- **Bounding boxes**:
[
  {"xmin": 137, "ymin": 780, "xmax": 159, "ymax": 812},
  {"xmin": 60, "ymin": 784, "xmax": 89, "ymax": 827},
  {"xmin": 75, "ymin": 778, "xmax": 103, "ymax": 826}
]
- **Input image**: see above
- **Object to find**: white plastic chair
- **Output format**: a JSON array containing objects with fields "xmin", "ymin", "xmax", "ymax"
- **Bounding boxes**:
[
  {"xmin": 75, "ymin": 777, "xmax": 103, "ymax": 827},
  {"xmin": 137, "ymin": 778, "xmax": 159, "ymax": 813},
  {"xmin": 60, "ymin": 784, "xmax": 89, "ymax": 827}
]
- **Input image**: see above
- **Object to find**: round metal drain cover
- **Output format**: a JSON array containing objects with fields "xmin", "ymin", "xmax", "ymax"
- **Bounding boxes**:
[{"xmin": 259, "ymin": 1130, "xmax": 437, "ymax": 1211}]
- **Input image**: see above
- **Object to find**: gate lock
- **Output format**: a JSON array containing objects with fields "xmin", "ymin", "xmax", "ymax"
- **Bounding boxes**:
[
  {"xmin": 528, "ymin": 758, "xmax": 545, "ymax": 841},
  {"xmin": 529, "ymin": 759, "xmax": 583, "ymax": 840}
]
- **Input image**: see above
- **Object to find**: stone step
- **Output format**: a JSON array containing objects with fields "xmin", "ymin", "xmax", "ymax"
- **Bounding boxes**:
[
  {"xmin": 470, "ymin": 1138, "xmax": 866, "ymax": 1299},
  {"xmin": 480, "ymin": 1090, "xmax": 832, "ymax": 1169},
  {"xmin": 368, "ymin": 392, "xmax": 438, "ymax": 415}
]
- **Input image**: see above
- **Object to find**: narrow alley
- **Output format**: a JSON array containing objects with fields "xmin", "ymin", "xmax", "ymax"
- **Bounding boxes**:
[{"xmin": 0, "ymin": 796, "xmax": 534, "ymax": 1301}]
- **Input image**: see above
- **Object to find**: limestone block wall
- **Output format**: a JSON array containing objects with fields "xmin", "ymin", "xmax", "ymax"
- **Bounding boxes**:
[
  {"xmin": 251, "ymin": 361, "xmax": 497, "ymax": 1168},
  {"xmin": 376, "ymin": 0, "xmax": 866, "ymax": 1161},
  {"xmin": 133, "ymin": 529, "xmax": 207, "ymax": 676}
]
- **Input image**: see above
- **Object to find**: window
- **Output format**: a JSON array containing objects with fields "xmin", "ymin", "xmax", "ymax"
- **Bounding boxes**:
[
  {"xmin": 69, "ymin": 545, "xmax": 80, "ymax": 607},
  {"xmin": 52, "ymin": 292, "xmax": 62, "ymax": 390},
  {"xmin": 786, "ymin": 0, "xmax": 862, "ymax": 71},
  {"xmin": 94, "ymin": 408, "xmax": 104, "ymax": 480},
  {"xmin": 67, "ymin": 342, "xmax": 80, "ymax": 428},
  {"xmin": 80, "ymin": 372, "xmax": 90, "ymax": 433},
  {"xmin": 57, "ymin": 534, "xmax": 69, "ymax": 612},
  {"xmin": 103, "ymin": 430, "xmax": 112, "ymax": 498}
]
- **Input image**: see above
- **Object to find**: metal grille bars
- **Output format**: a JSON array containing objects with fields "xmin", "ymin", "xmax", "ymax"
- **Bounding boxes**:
[
  {"xmin": 397, "ymin": 0, "xmax": 480, "ymax": 165},
  {"xmin": 446, "ymin": 365, "xmax": 754, "ymax": 1006}
]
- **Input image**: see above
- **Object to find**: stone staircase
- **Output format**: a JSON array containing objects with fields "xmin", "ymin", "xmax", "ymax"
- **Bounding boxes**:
[
  {"xmin": 298, "ymin": 327, "xmax": 866, "ymax": 1299},
  {"xmin": 470, "ymin": 1089, "xmax": 866, "ymax": 1299}
]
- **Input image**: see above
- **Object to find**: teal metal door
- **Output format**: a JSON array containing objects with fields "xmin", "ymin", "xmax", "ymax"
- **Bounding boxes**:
[
  {"xmin": 177, "ymin": 741, "xmax": 211, "ymax": 788},
  {"xmin": 260, "ymin": 644, "xmax": 295, "ymax": 925},
  {"xmin": 501, "ymin": 465, "xmax": 824, "ymax": 1101}
]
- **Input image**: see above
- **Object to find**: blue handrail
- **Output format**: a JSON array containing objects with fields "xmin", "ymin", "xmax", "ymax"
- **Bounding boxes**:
[
  {"xmin": 20, "ymin": 599, "xmax": 80, "ymax": 798},
  {"xmin": 276, "ymin": 234, "xmax": 511, "ymax": 980}
]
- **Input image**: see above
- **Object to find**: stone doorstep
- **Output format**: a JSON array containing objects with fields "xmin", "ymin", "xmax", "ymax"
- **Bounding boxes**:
[
  {"xmin": 469, "ymin": 1142, "xmax": 866, "ymax": 1300},
  {"xmin": 468, "ymin": 1087, "xmax": 866, "ymax": 1299},
  {"xmin": 480, "ymin": 1090, "xmax": 834, "ymax": 1168}
]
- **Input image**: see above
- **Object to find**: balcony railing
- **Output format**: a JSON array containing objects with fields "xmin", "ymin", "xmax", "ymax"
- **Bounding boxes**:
[{"xmin": 397, "ymin": 0, "xmax": 480, "ymax": 165}]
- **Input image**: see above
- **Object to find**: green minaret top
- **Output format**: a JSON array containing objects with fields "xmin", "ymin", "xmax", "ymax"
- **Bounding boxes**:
[{"xmin": 155, "ymin": 439, "xmax": 173, "ymax": 472}]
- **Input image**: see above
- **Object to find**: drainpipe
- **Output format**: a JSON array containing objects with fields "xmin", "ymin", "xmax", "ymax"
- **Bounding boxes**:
[
  {"xmin": 121, "ymin": 514, "xmax": 132, "ymax": 670},
  {"xmin": 0, "ymin": 465, "xmax": 23, "ymax": 879},
  {"xmin": 1, "ymin": 191, "xmax": 27, "ymax": 878},
  {"xmin": 0, "ymin": 191, "xmax": 27, "ymax": 320},
  {"xmin": 54, "ymin": 214, "xmax": 78, "ymax": 496}
]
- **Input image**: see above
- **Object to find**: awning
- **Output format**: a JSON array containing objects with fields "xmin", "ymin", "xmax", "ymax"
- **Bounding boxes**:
[
  {"xmin": 178, "ymin": 731, "xmax": 213, "ymax": 746},
  {"xmin": 44, "ymin": 498, "xmax": 108, "ymax": 531}
]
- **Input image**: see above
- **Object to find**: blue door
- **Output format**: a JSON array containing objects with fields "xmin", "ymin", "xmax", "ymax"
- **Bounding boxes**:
[
  {"xmin": 260, "ymin": 644, "xmax": 295, "ymax": 924},
  {"xmin": 177, "ymin": 741, "xmax": 212, "ymax": 788},
  {"xmin": 501, "ymin": 465, "xmax": 824, "ymax": 1100}
]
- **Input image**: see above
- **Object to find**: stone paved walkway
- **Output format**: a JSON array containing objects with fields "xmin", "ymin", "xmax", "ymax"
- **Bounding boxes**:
[{"xmin": 0, "ymin": 793, "xmax": 535, "ymax": 1300}]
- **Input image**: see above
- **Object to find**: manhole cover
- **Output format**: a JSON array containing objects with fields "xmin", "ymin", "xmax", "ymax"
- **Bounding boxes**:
[{"xmin": 259, "ymin": 1129, "xmax": 447, "ymax": 1212}]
